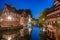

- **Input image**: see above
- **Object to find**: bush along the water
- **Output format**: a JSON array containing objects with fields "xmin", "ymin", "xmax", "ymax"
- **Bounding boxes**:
[{"xmin": 57, "ymin": 25, "xmax": 60, "ymax": 40}]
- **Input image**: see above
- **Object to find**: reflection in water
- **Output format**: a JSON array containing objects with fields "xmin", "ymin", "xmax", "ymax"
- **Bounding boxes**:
[
  {"xmin": 8, "ymin": 36, "xmax": 11, "ymax": 40},
  {"xmin": 30, "ymin": 27, "xmax": 40, "ymax": 40},
  {"xmin": 2, "ymin": 34, "xmax": 18, "ymax": 40},
  {"xmin": 1, "ymin": 27, "xmax": 41, "ymax": 40}
]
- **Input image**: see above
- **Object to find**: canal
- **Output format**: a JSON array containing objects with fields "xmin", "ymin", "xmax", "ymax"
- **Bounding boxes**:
[{"xmin": 30, "ymin": 27, "xmax": 41, "ymax": 40}]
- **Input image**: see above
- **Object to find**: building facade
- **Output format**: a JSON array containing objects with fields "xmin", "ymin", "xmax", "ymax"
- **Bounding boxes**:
[
  {"xmin": 0, "ymin": 4, "xmax": 20, "ymax": 27},
  {"xmin": 0, "ymin": 4, "xmax": 32, "ymax": 27},
  {"xmin": 19, "ymin": 10, "xmax": 32, "ymax": 26},
  {"xmin": 0, "ymin": 4, "xmax": 32, "ymax": 40},
  {"xmin": 45, "ymin": 0, "xmax": 60, "ymax": 26}
]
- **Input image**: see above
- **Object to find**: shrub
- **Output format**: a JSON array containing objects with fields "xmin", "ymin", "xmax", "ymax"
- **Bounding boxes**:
[{"xmin": 57, "ymin": 24, "xmax": 60, "ymax": 40}]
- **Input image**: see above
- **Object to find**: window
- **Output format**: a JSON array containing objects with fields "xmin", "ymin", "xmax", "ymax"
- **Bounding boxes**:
[
  {"xmin": 57, "ymin": 13, "xmax": 60, "ymax": 16},
  {"xmin": 5, "ymin": 12, "xmax": 9, "ymax": 16}
]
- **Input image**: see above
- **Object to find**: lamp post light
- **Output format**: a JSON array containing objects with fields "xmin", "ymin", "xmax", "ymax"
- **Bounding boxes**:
[
  {"xmin": 43, "ymin": 18, "xmax": 45, "ymax": 21},
  {"xmin": 42, "ymin": 18, "xmax": 46, "ymax": 32}
]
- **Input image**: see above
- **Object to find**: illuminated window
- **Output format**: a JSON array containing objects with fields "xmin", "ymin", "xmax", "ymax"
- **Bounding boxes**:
[{"xmin": 7, "ymin": 16, "xmax": 12, "ymax": 21}]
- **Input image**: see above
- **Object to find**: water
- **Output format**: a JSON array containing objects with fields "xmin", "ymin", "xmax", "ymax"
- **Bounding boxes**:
[{"xmin": 30, "ymin": 27, "xmax": 41, "ymax": 40}]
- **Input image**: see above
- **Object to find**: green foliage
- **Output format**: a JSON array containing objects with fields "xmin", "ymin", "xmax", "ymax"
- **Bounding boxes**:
[
  {"xmin": 38, "ymin": 8, "xmax": 49, "ymax": 24},
  {"xmin": 39, "ymin": 16, "xmax": 44, "ymax": 24},
  {"xmin": 58, "ymin": 24, "xmax": 60, "ymax": 28},
  {"xmin": 57, "ymin": 25, "xmax": 60, "ymax": 39},
  {"xmin": 31, "ymin": 18, "xmax": 36, "ymax": 24}
]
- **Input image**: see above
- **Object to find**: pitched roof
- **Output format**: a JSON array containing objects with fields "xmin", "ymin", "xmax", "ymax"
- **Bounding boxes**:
[
  {"xmin": 4, "ymin": 4, "xmax": 17, "ymax": 13},
  {"xmin": 47, "ymin": 0, "xmax": 60, "ymax": 14},
  {"xmin": 18, "ymin": 9, "xmax": 32, "ymax": 17},
  {"xmin": 2, "ymin": 4, "xmax": 32, "ymax": 17}
]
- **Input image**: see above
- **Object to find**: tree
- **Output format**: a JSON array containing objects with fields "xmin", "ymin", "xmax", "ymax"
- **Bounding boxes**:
[
  {"xmin": 38, "ymin": 8, "xmax": 49, "ymax": 24},
  {"xmin": 57, "ymin": 24, "xmax": 60, "ymax": 40},
  {"xmin": 31, "ymin": 18, "xmax": 35, "ymax": 23}
]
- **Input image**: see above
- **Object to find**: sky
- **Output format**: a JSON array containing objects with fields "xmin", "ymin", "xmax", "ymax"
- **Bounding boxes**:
[{"xmin": 0, "ymin": 0, "xmax": 54, "ymax": 19}]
